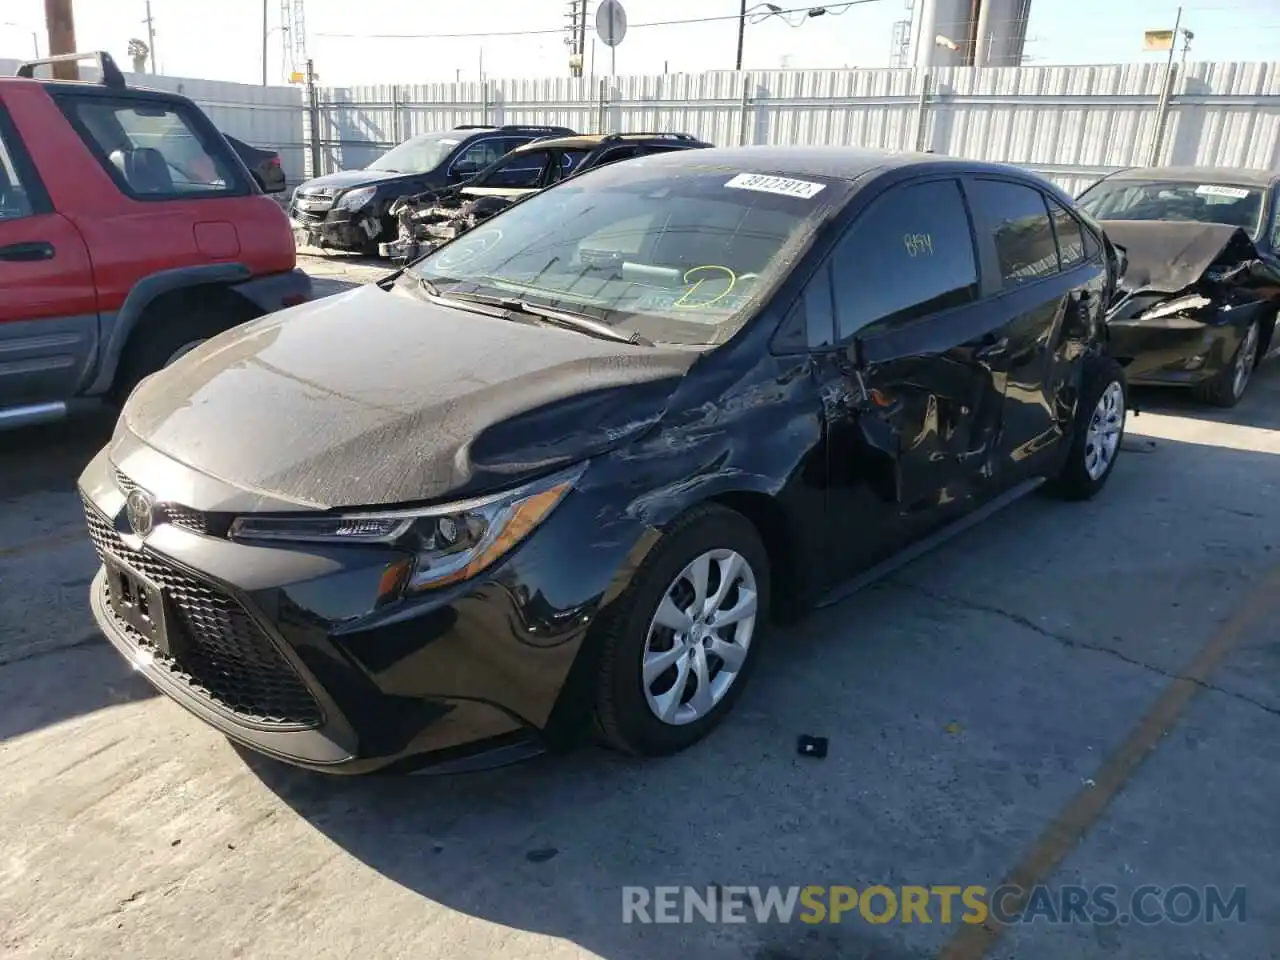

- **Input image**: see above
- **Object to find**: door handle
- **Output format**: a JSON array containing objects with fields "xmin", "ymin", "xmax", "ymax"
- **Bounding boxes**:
[
  {"xmin": 974, "ymin": 335, "xmax": 1008, "ymax": 360},
  {"xmin": 0, "ymin": 241, "xmax": 55, "ymax": 262}
]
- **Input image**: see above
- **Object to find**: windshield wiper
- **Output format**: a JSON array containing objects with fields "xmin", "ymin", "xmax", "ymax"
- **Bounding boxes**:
[{"xmin": 443, "ymin": 292, "xmax": 653, "ymax": 346}]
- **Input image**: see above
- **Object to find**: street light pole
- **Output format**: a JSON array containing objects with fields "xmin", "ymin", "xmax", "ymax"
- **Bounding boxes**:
[{"xmin": 261, "ymin": 0, "xmax": 268, "ymax": 84}]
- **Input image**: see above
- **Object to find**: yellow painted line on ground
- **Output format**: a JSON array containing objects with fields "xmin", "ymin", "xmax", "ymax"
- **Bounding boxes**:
[{"xmin": 938, "ymin": 564, "xmax": 1280, "ymax": 960}]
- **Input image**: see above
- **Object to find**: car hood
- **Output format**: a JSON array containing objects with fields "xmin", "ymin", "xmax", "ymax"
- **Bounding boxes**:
[
  {"xmin": 120, "ymin": 284, "xmax": 698, "ymax": 509},
  {"xmin": 296, "ymin": 169, "xmax": 415, "ymax": 194},
  {"xmin": 1100, "ymin": 219, "xmax": 1258, "ymax": 294}
]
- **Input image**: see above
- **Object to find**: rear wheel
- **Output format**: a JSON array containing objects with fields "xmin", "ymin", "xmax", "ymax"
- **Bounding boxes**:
[
  {"xmin": 593, "ymin": 504, "xmax": 771, "ymax": 757},
  {"xmin": 1194, "ymin": 319, "xmax": 1260, "ymax": 408},
  {"xmin": 1048, "ymin": 355, "xmax": 1127, "ymax": 501}
]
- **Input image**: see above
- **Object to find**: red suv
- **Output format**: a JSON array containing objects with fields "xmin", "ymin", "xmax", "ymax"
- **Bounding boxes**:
[{"xmin": 0, "ymin": 52, "xmax": 311, "ymax": 432}]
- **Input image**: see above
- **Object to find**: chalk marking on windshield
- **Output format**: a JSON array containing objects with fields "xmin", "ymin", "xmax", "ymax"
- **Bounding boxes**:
[
  {"xmin": 724, "ymin": 172, "xmax": 825, "ymax": 200},
  {"xmin": 675, "ymin": 265, "xmax": 737, "ymax": 308},
  {"xmin": 434, "ymin": 228, "xmax": 503, "ymax": 270}
]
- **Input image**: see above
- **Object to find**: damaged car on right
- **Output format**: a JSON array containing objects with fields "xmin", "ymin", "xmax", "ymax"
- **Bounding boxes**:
[{"xmin": 1077, "ymin": 165, "xmax": 1280, "ymax": 406}]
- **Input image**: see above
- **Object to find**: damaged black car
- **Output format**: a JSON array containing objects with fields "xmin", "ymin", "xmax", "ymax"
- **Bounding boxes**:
[
  {"xmin": 288, "ymin": 123, "xmax": 575, "ymax": 254},
  {"xmin": 380, "ymin": 132, "xmax": 714, "ymax": 261},
  {"xmin": 1078, "ymin": 166, "xmax": 1280, "ymax": 406},
  {"xmin": 81, "ymin": 147, "xmax": 1126, "ymax": 775}
]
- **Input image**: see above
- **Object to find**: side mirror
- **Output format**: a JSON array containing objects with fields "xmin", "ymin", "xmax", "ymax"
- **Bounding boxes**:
[{"xmin": 449, "ymin": 163, "xmax": 478, "ymax": 183}]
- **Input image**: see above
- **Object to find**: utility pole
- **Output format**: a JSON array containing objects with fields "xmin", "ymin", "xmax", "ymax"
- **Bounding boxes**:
[
  {"xmin": 262, "ymin": 0, "xmax": 269, "ymax": 84},
  {"xmin": 43, "ymin": 0, "xmax": 78, "ymax": 80},
  {"xmin": 143, "ymin": 0, "xmax": 157, "ymax": 73},
  {"xmin": 735, "ymin": 0, "xmax": 746, "ymax": 70}
]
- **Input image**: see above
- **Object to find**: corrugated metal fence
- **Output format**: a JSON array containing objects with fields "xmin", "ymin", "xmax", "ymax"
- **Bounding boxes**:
[
  {"xmin": 4, "ymin": 56, "xmax": 1278, "ymax": 198},
  {"xmin": 313, "ymin": 61, "xmax": 1280, "ymax": 195}
]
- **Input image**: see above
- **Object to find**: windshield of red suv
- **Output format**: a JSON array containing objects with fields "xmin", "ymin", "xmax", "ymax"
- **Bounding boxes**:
[
  {"xmin": 367, "ymin": 134, "xmax": 461, "ymax": 174},
  {"xmin": 1078, "ymin": 179, "xmax": 1265, "ymax": 236},
  {"xmin": 408, "ymin": 162, "xmax": 847, "ymax": 346}
]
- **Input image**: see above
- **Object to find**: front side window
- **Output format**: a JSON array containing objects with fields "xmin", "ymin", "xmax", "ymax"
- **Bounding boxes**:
[
  {"xmin": 64, "ymin": 96, "xmax": 239, "ymax": 197},
  {"xmin": 367, "ymin": 133, "xmax": 460, "ymax": 174},
  {"xmin": 408, "ymin": 165, "xmax": 846, "ymax": 346},
  {"xmin": 1077, "ymin": 179, "xmax": 1266, "ymax": 236},
  {"xmin": 450, "ymin": 139, "xmax": 508, "ymax": 177},
  {"xmin": 829, "ymin": 178, "xmax": 980, "ymax": 340},
  {"xmin": 969, "ymin": 179, "xmax": 1060, "ymax": 287}
]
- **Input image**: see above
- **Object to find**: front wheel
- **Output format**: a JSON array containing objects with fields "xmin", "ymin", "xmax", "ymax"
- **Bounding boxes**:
[
  {"xmin": 1048, "ymin": 355, "xmax": 1127, "ymax": 501},
  {"xmin": 593, "ymin": 504, "xmax": 771, "ymax": 757},
  {"xmin": 1194, "ymin": 318, "xmax": 1260, "ymax": 408}
]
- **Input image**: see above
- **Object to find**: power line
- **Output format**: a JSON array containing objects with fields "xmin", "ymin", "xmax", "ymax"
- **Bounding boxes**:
[{"xmin": 314, "ymin": 1, "xmax": 880, "ymax": 41}]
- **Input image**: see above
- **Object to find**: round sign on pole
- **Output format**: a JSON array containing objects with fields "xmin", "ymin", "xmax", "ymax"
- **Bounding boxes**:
[{"xmin": 596, "ymin": 0, "xmax": 628, "ymax": 47}]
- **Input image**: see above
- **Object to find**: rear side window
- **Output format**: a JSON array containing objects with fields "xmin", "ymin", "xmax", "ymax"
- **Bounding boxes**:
[
  {"xmin": 969, "ymin": 179, "xmax": 1061, "ymax": 287},
  {"xmin": 0, "ymin": 118, "xmax": 34, "ymax": 221},
  {"xmin": 1047, "ymin": 198, "xmax": 1086, "ymax": 268},
  {"xmin": 829, "ymin": 178, "xmax": 980, "ymax": 339},
  {"xmin": 62, "ymin": 96, "xmax": 242, "ymax": 199}
]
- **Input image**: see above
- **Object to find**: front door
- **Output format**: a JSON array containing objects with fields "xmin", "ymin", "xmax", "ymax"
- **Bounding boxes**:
[
  {"xmin": 0, "ymin": 103, "xmax": 98, "ymax": 410},
  {"xmin": 819, "ymin": 175, "xmax": 1012, "ymax": 577}
]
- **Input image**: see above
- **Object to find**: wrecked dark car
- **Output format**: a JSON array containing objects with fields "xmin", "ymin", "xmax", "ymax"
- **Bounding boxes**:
[
  {"xmin": 380, "ymin": 132, "xmax": 714, "ymax": 261},
  {"xmin": 80, "ymin": 147, "xmax": 1125, "ymax": 776},
  {"xmin": 1078, "ymin": 166, "xmax": 1280, "ymax": 406},
  {"xmin": 288, "ymin": 124, "xmax": 575, "ymax": 253}
]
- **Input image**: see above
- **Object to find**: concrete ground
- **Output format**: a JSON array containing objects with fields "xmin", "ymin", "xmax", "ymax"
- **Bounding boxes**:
[{"xmin": 1, "ymin": 266, "xmax": 1278, "ymax": 959}]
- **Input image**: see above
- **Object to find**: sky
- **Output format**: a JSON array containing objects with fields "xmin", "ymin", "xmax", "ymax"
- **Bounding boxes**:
[{"xmin": 2, "ymin": 0, "xmax": 1277, "ymax": 87}]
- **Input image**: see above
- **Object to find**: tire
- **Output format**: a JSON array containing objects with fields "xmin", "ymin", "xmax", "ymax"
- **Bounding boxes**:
[
  {"xmin": 1048, "ymin": 355, "xmax": 1127, "ymax": 502},
  {"xmin": 110, "ymin": 300, "xmax": 256, "ymax": 406},
  {"xmin": 1193, "ymin": 318, "xmax": 1260, "ymax": 408},
  {"xmin": 593, "ymin": 503, "xmax": 772, "ymax": 757}
]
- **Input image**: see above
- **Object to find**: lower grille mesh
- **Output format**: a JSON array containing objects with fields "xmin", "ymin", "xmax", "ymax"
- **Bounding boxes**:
[{"xmin": 83, "ymin": 496, "xmax": 323, "ymax": 729}]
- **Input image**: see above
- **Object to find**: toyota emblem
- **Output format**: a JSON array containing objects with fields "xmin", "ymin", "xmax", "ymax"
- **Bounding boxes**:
[{"xmin": 125, "ymin": 488, "xmax": 156, "ymax": 538}]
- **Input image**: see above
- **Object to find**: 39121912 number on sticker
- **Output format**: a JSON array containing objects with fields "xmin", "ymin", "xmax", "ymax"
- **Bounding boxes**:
[{"xmin": 725, "ymin": 173, "xmax": 826, "ymax": 200}]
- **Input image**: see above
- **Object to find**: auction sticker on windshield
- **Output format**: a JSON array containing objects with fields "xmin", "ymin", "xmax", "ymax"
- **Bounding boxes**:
[
  {"xmin": 725, "ymin": 173, "xmax": 826, "ymax": 199},
  {"xmin": 1194, "ymin": 184, "xmax": 1251, "ymax": 199}
]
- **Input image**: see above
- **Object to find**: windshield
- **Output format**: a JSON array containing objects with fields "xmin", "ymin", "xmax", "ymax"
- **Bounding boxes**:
[
  {"xmin": 1078, "ymin": 179, "xmax": 1265, "ymax": 236},
  {"xmin": 367, "ymin": 134, "xmax": 460, "ymax": 174},
  {"xmin": 407, "ymin": 163, "xmax": 845, "ymax": 346}
]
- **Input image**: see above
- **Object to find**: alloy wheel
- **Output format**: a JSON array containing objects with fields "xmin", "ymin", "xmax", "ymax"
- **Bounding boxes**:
[
  {"xmin": 642, "ymin": 549, "xmax": 759, "ymax": 726},
  {"xmin": 1084, "ymin": 380, "xmax": 1124, "ymax": 481},
  {"xmin": 1232, "ymin": 322, "xmax": 1260, "ymax": 400}
]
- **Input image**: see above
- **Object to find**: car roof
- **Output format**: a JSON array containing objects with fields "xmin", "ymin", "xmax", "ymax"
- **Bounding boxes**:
[
  {"xmin": 512, "ymin": 133, "xmax": 710, "ymax": 152},
  {"xmin": 1103, "ymin": 165, "xmax": 1279, "ymax": 188},
  {"xmin": 586, "ymin": 144, "xmax": 1062, "ymax": 186}
]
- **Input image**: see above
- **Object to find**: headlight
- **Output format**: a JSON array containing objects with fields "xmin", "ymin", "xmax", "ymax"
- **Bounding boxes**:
[
  {"xmin": 227, "ymin": 464, "xmax": 584, "ymax": 592},
  {"xmin": 333, "ymin": 186, "xmax": 377, "ymax": 211}
]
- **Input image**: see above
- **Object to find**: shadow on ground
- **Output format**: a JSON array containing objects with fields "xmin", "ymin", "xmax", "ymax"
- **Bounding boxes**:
[{"xmin": 239, "ymin": 423, "xmax": 1280, "ymax": 960}]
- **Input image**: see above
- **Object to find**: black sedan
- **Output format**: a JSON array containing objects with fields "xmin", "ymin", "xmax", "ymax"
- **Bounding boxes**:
[
  {"xmin": 80, "ymin": 147, "xmax": 1127, "ymax": 774},
  {"xmin": 223, "ymin": 133, "xmax": 286, "ymax": 194},
  {"xmin": 1077, "ymin": 165, "xmax": 1280, "ymax": 406}
]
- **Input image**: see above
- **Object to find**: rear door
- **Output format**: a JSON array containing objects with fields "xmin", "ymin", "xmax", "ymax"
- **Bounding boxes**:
[
  {"xmin": 818, "ymin": 175, "xmax": 1011, "ymax": 575},
  {"xmin": 964, "ymin": 177, "xmax": 1106, "ymax": 481},
  {"xmin": 0, "ymin": 100, "xmax": 97, "ymax": 410}
]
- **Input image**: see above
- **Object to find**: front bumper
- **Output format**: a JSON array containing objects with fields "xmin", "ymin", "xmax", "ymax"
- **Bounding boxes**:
[
  {"xmin": 78, "ymin": 444, "xmax": 648, "ymax": 774},
  {"xmin": 290, "ymin": 204, "xmax": 385, "ymax": 252},
  {"xmin": 1106, "ymin": 311, "xmax": 1255, "ymax": 386}
]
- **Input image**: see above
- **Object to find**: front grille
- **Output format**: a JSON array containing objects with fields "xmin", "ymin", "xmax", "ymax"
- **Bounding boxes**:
[
  {"xmin": 83, "ymin": 496, "xmax": 323, "ymax": 729},
  {"xmin": 290, "ymin": 205, "xmax": 329, "ymax": 225},
  {"xmin": 113, "ymin": 467, "xmax": 207, "ymax": 535}
]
